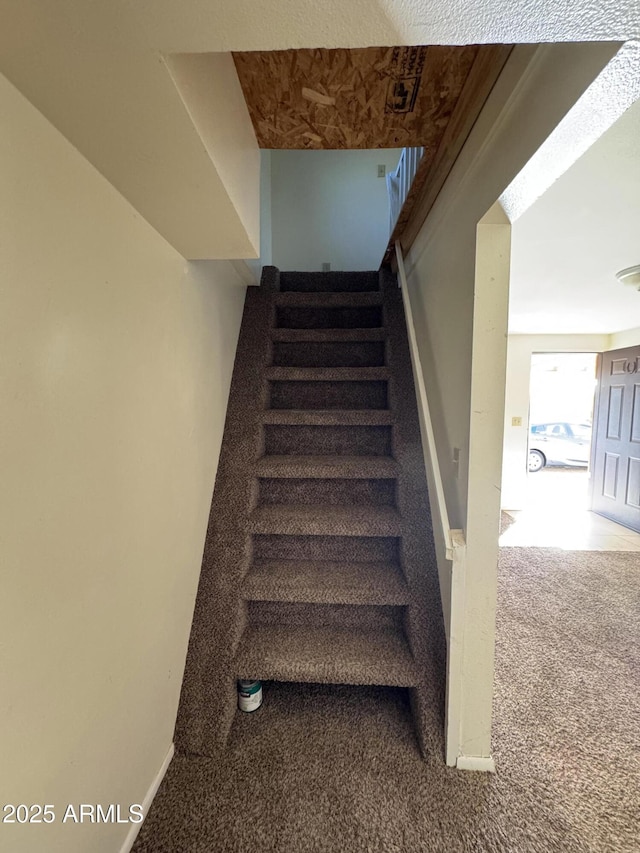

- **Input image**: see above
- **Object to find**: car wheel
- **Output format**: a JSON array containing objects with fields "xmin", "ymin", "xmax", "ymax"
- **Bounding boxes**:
[{"xmin": 528, "ymin": 449, "xmax": 546, "ymax": 473}]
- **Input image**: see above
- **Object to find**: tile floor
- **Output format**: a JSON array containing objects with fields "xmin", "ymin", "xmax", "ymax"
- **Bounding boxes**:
[{"xmin": 500, "ymin": 468, "xmax": 640, "ymax": 550}]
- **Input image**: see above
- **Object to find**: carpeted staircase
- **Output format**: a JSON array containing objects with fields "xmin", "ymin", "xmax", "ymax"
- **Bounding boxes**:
[{"xmin": 175, "ymin": 267, "xmax": 446, "ymax": 758}]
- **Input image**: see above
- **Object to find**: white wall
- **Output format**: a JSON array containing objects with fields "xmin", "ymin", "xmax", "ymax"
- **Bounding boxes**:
[
  {"xmin": 501, "ymin": 334, "xmax": 610, "ymax": 510},
  {"xmin": 403, "ymin": 42, "xmax": 619, "ymax": 763},
  {"xmin": 0, "ymin": 73, "xmax": 246, "ymax": 852},
  {"xmin": 166, "ymin": 51, "xmax": 261, "ymax": 257},
  {"xmin": 271, "ymin": 149, "xmax": 401, "ymax": 271},
  {"xmin": 611, "ymin": 325, "xmax": 640, "ymax": 349}
]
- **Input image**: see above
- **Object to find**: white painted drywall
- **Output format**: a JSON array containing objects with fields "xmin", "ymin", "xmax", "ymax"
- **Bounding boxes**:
[
  {"xmin": 271, "ymin": 149, "xmax": 402, "ymax": 271},
  {"xmin": 0, "ymin": 73, "xmax": 246, "ymax": 853},
  {"xmin": 0, "ymin": 4, "xmax": 261, "ymax": 259},
  {"xmin": 508, "ymin": 79, "xmax": 640, "ymax": 335},
  {"xmin": 611, "ymin": 326, "xmax": 640, "ymax": 348},
  {"xmin": 501, "ymin": 334, "xmax": 610, "ymax": 510},
  {"xmin": 166, "ymin": 51, "xmax": 261, "ymax": 256},
  {"xmin": 128, "ymin": 0, "xmax": 639, "ymax": 50},
  {"xmin": 402, "ymin": 42, "xmax": 619, "ymax": 762}
]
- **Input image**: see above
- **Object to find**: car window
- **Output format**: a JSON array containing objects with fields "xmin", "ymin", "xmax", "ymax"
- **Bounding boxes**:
[{"xmin": 571, "ymin": 424, "xmax": 591, "ymax": 440}]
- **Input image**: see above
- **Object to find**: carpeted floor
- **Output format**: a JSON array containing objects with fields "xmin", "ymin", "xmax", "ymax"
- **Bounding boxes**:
[{"xmin": 133, "ymin": 546, "xmax": 640, "ymax": 852}]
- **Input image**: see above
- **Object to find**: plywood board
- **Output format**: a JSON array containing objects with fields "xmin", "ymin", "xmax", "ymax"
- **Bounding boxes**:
[
  {"xmin": 387, "ymin": 45, "xmax": 514, "ymax": 259},
  {"xmin": 233, "ymin": 45, "xmax": 479, "ymax": 150}
]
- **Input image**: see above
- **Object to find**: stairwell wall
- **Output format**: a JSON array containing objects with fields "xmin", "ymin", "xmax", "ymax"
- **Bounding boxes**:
[
  {"xmin": 0, "ymin": 73, "xmax": 245, "ymax": 853},
  {"xmin": 271, "ymin": 149, "xmax": 402, "ymax": 272},
  {"xmin": 402, "ymin": 42, "xmax": 620, "ymax": 763}
]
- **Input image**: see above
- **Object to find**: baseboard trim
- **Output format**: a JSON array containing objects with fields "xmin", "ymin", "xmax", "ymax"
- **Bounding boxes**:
[
  {"xmin": 119, "ymin": 742, "xmax": 175, "ymax": 853},
  {"xmin": 456, "ymin": 754, "xmax": 495, "ymax": 773}
]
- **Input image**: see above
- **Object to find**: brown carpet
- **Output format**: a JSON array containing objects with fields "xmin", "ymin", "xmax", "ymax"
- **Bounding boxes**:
[
  {"xmin": 134, "ymin": 546, "xmax": 640, "ymax": 852},
  {"xmin": 175, "ymin": 267, "xmax": 445, "ymax": 758}
]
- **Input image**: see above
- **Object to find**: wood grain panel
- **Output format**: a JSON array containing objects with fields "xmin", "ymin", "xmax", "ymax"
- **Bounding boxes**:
[{"xmin": 233, "ymin": 45, "xmax": 479, "ymax": 150}]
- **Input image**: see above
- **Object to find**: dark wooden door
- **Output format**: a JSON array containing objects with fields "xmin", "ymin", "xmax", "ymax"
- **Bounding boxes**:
[{"xmin": 591, "ymin": 345, "xmax": 640, "ymax": 532}]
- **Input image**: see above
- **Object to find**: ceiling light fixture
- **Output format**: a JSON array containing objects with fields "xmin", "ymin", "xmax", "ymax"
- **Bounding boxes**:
[{"xmin": 616, "ymin": 265, "xmax": 640, "ymax": 291}]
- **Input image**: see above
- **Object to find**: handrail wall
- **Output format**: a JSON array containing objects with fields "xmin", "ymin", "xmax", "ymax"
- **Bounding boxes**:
[{"xmin": 394, "ymin": 240, "xmax": 466, "ymax": 768}]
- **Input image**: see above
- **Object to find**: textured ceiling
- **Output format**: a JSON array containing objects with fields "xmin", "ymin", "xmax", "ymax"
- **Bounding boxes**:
[
  {"xmin": 233, "ymin": 45, "xmax": 479, "ymax": 149},
  {"xmin": 128, "ymin": 0, "xmax": 638, "ymax": 51},
  {"xmin": 510, "ymin": 96, "xmax": 640, "ymax": 335}
]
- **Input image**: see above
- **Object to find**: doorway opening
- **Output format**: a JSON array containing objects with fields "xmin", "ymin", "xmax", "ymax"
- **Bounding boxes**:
[
  {"xmin": 525, "ymin": 351, "xmax": 597, "ymax": 511},
  {"xmin": 501, "ymin": 350, "xmax": 640, "ymax": 549}
]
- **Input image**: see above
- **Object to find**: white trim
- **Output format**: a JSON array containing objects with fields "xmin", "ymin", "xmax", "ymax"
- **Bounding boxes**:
[
  {"xmin": 444, "ymin": 530, "xmax": 466, "ymax": 767},
  {"xmin": 119, "ymin": 743, "xmax": 175, "ymax": 853},
  {"xmin": 456, "ymin": 755, "xmax": 496, "ymax": 773}
]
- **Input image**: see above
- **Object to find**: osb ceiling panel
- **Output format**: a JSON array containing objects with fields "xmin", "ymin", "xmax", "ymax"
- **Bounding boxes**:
[{"xmin": 232, "ymin": 45, "xmax": 480, "ymax": 150}]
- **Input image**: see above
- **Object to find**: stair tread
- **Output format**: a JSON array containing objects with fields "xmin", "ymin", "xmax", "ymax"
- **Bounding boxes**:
[
  {"xmin": 267, "ymin": 366, "xmax": 390, "ymax": 382},
  {"xmin": 272, "ymin": 328, "xmax": 385, "ymax": 342},
  {"xmin": 262, "ymin": 409, "xmax": 394, "ymax": 426},
  {"xmin": 256, "ymin": 455, "xmax": 399, "ymax": 479},
  {"xmin": 242, "ymin": 559, "xmax": 409, "ymax": 605},
  {"xmin": 235, "ymin": 624, "xmax": 417, "ymax": 687},
  {"xmin": 275, "ymin": 291, "xmax": 382, "ymax": 307},
  {"xmin": 248, "ymin": 504, "xmax": 402, "ymax": 536}
]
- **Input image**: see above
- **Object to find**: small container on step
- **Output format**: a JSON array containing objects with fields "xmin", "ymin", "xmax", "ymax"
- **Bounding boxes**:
[{"xmin": 238, "ymin": 679, "xmax": 263, "ymax": 713}]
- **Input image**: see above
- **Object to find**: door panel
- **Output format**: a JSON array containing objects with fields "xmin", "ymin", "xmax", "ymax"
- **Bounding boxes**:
[
  {"xmin": 591, "ymin": 346, "xmax": 640, "ymax": 532},
  {"xmin": 627, "ymin": 457, "xmax": 640, "ymax": 508},
  {"xmin": 631, "ymin": 385, "xmax": 640, "ymax": 442}
]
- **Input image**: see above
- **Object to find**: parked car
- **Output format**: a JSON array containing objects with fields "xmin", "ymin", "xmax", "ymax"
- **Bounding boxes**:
[{"xmin": 528, "ymin": 422, "xmax": 592, "ymax": 472}]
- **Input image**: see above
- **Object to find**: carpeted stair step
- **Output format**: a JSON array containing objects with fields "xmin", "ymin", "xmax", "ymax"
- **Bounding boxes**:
[
  {"xmin": 272, "ymin": 339, "xmax": 385, "ymax": 368},
  {"xmin": 275, "ymin": 291, "xmax": 382, "ymax": 307},
  {"xmin": 258, "ymin": 478, "xmax": 396, "ymax": 508},
  {"xmin": 276, "ymin": 304, "xmax": 382, "ymax": 330},
  {"xmin": 266, "ymin": 366, "xmax": 390, "ymax": 382},
  {"xmin": 261, "ymin": 409, "xmax": 395, "ymax": 426},
  {"xmin": 235, "ymin": 625, "xmax": 418, "ymax": 687},
  {"xmin": 269, "ymin": 379, "xmax": 388, "ymax": 410},
  {"xmin": 279, "ymin": 271, "xmax": 380, "ymax": 292},
  {"xmin": 241, "ymin": 559, "xmax": 409, "ymax": 605},
  {"xmin": 248, "ymin": 504, "xmax": 402, "ymax": 536},
  {"xmin": 272, "ymin": 328, "xmax": 385, "ymax": 342},
  {"xmin": 264, "ymin": 425, "xmax": 392, "ymax": 457},
  {"xmin": 255, "ymin": 454, "xmax": 399, "ymax": 479},
  {"xmin": 253, "ymin": 534, "xmax": 399, "ymax": 564}
]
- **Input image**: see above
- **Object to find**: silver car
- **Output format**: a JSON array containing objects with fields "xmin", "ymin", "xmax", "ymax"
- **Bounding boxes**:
[{"xmin": 528, "ymin": 422, "xmax": 592, "ymax": 473}]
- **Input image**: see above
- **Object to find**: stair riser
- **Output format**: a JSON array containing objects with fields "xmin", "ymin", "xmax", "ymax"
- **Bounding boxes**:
[
  {"xmin": 264, "ymin": 425, "xmax": 392, "ymax": 456},
  {"xmin": 248, "ymin": 601, "xmax": 406, "ymax": 631},
  {"xmin": 276, "ymin": 305, "xmax": 382, "ymax": 329},
  {"xmin": 258, "ymin": 478, "xmax": 397, "ymax": 507},
  {"xmin": 252, "ymin": 534, "xmax": 399, "ymax": 563},
  {"xmin": 272, "ymin": 340, "xmax": 385, "ymax": 368},
  {"xmin": 279, "ymin": 271, "xmax": 379, "ymax": 293},
  {"xmin": 269, "ymin": 380, "xmax": 388, "ymax": 410}
]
